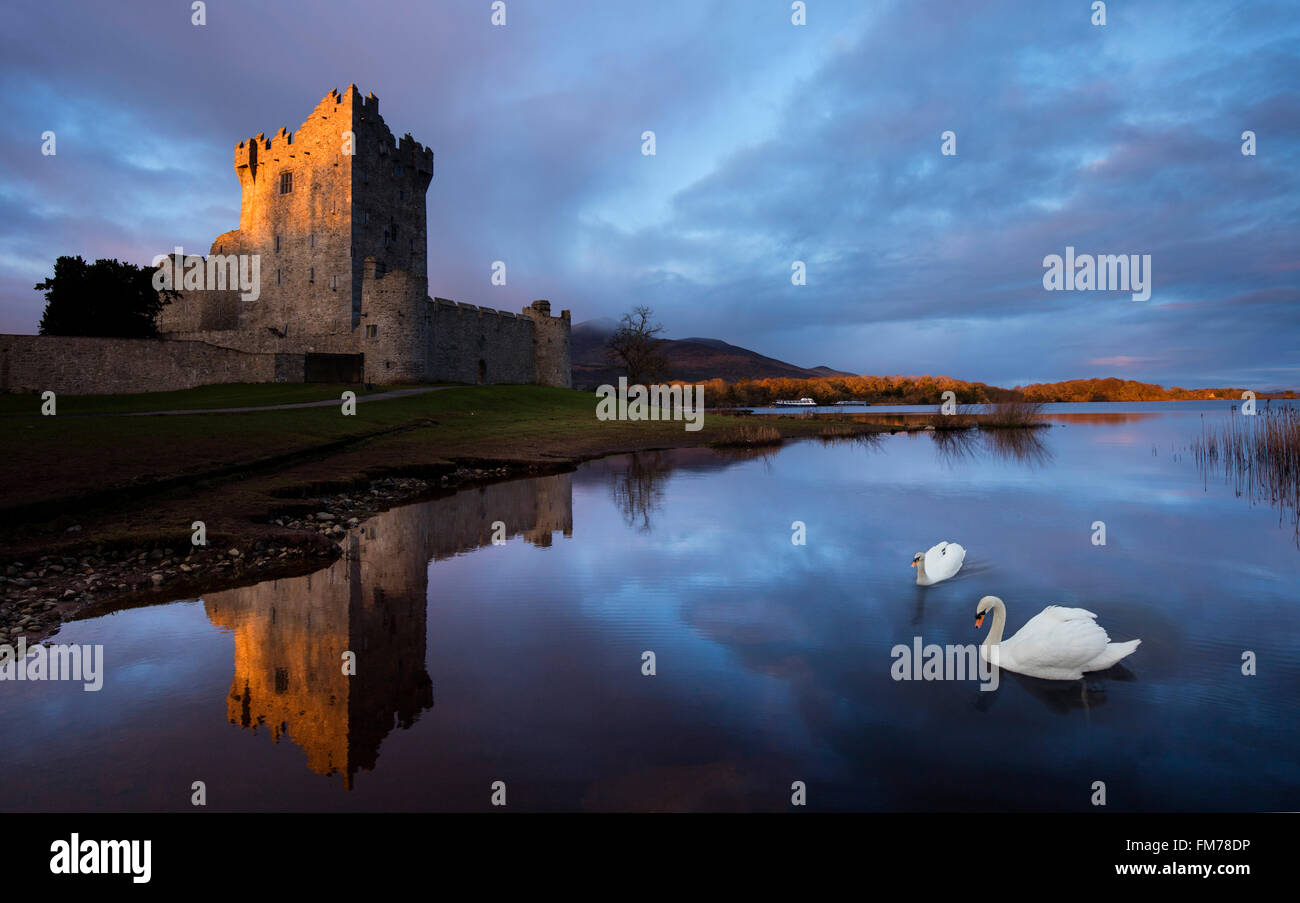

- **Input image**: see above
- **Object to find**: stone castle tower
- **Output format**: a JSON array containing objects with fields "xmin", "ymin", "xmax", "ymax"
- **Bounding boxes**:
[{"xmin": 159, "ymin": 85, "xmax": 571, "ymax": 387}]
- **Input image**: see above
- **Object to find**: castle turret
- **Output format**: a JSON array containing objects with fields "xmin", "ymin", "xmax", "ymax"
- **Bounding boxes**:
[{"xmin": 522, "ymin": 300, "xmax": 572, "ymax": 388}]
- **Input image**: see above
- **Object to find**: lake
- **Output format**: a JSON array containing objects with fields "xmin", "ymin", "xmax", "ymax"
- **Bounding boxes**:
[{"xmin": 1, "ymin": 402, "xmax": 1297, "ymax": 811}]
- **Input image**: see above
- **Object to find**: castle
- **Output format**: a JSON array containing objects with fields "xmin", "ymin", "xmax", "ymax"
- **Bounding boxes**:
[
  {"xmin": 0, "ymin": 86, "xmax": 571, "ymax": 395},
  {"xmin": 160, "ymin": 85, "xmax": 571, "ymax": 387}
]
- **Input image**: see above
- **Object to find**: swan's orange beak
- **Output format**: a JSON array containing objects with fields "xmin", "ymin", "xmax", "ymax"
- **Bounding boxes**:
[
  {"xmin": 910, "ymin": 560, "xmax": 917, "ymax": 568},
  {"xmin": 975, "ymin": 612, "xmax": 985, "ymax": 629}
]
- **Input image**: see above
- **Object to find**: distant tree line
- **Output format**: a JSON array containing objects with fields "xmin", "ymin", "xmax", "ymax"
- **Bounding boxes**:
[{"xmin": 687, "ymin": 374, "xmax": 1288, "ymax": 407}]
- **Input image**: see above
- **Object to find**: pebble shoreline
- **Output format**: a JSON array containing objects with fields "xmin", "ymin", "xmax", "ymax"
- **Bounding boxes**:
[{"xmin": 0, "ymin": 465, "xmax": 519, "ymax": 645}]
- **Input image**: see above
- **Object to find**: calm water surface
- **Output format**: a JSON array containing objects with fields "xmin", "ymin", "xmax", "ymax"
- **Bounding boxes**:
[{"xmin": 1, "ymin": 402, "xmax": 1297, "ymax": 811}]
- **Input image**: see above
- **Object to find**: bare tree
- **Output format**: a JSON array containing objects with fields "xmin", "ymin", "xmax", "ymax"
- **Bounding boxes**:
[{"xmin": 606, "ymin": 305, "xmax": 669, "ymax": 384}]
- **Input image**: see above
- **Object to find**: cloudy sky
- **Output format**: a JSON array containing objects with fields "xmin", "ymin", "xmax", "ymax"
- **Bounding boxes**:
[{"xmin": 2, "ymin": 0, "xmax": 1296, "ymax": 388}]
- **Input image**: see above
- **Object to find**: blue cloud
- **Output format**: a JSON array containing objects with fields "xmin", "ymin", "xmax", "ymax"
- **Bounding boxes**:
[{"xmin": 0, "ymin": 0, "xmax": 1296, "ymax": 388}]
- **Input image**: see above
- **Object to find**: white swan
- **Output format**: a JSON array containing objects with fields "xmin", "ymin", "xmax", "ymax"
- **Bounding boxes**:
[
  {"xmin": 975, "ymin": 595, "xmax": 1141, "ymax": 680},
  {"xmin": 911, "ymin": 541, "xmax": 965, "ymax": 585}
]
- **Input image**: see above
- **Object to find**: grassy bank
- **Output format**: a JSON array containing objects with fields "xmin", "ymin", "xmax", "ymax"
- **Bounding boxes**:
[{"xmin": 1, "ymin": 383, "xmax": 899, "ymax": 547}]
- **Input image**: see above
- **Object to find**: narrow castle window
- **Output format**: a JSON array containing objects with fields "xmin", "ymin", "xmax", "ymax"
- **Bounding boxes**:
[
  {"xmin": 276, "ymin": 268, "xmax": 282, "ymax": 285},
  {"xmin": 309, "ymin": 267, "xmax": 315, "ymax": 283},
  {"xmin": 398, "ymin": 189, "xmax": 404, "ymax": 202},
  {"xmin": 280, "ymin": 172, "xmax": 293, "ymax": 194},
  {"xmin": 310, "ymin": 233, "xmax": 315, "ymax": 248},
  {"xmin": 275, "ymin": 235, "xmax": 280, "ymax": 251},
  {"xmin": 329, "ymin": 275, "xmax": 338, "ymax": 291},
  {"xmin": 366, "ymin": 325, "xmax": 378, "ymax": 339}
]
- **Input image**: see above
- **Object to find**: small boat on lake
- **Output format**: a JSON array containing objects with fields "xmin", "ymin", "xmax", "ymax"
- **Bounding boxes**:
[{"xmin": 774, "ymin": 397, "xmax": 817, "ymax": 407}]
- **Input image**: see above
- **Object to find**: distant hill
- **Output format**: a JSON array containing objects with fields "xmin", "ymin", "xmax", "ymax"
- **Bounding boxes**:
[
  {"xmin": 569, "ymin": 321, "xmax": 1297, "ymax": 401},
  {"xmin": 570, "ymin": 320, "xmax": 855, "ymax": 388}
]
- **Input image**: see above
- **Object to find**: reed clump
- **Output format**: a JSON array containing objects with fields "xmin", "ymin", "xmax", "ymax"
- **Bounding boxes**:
[
  {"xmin": 928, "ymin": 403, "xmax": 977, "ymax": 430},
  {"xmin": 978, "ymin": 401, "xmax": 1046, "ymax": 429},
  {"xmin": 816, "ymin": 422, "xmax": 864, "ymax": 438},
  {"xmin": 1192, "ymin": 406, "xmax": 1300, "ymax": 538},
  {"xmin": 711, "ymin": 423, "xmax": 783, "ymax": 448}
]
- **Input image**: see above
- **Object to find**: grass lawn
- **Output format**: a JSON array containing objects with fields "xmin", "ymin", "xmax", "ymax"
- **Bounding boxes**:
[{"xmin": 0, "ymin": 382, "xmax": 406, "ymax": 416}]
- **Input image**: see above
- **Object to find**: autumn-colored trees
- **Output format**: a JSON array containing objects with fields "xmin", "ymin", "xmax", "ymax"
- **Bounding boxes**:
[
  {"xmin": 687, "ymin": 374, "xmax": 1285, "ymax": 407},
  {"xmin": 1014, "ymin": 378, "xmax": 1252, "ymax": 403},
  {"xmin": 697, "ymin": 374, "xmax": 1013, "ymax": 407}
]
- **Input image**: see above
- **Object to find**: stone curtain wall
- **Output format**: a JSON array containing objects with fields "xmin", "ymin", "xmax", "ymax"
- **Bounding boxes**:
[
  {"xmin": 0, "ymin": 335, "xmax": 302, "ymax": 395},
  {"xmin": 164, "ymin": 328, "xmax": 360, "ymax": 357},
  {"xmin": 158, "ymin": 285, "xmax": 242, "ymax": 333},
  {"xmin": 427, "ymin": 298, "xmax": 536, "ymax": 385}
]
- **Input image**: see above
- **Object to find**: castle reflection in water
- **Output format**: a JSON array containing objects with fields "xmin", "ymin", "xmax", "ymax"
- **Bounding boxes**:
[{"xmin": 203, "ymin": 473, "xmax": 574, "ymax": 789}]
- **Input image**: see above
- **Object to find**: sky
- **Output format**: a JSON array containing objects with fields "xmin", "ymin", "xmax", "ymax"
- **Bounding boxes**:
[{"xmin": 1, "ymin": 0, "xmax": 1297, "ymax": 389}]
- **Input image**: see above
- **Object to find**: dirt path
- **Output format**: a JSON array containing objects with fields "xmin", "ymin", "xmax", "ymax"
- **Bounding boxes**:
[{"xmin": 109, "ymin": 385, "xmax": 457, "ymax": 416}]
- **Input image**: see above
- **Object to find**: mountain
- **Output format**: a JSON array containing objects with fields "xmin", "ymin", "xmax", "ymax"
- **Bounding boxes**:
[{"xmin": 570, "ymin": 320, "xmax": 856, "ymax": 387}]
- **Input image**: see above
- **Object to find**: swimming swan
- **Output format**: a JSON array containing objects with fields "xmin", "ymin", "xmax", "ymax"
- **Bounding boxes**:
[
  {"xmin": 911, "ymin": 541, "xmax": 966, "ymax": 585},
  {"xmin": 974, "ymin": 595, "xmax": 1141, "ymax": 680}
]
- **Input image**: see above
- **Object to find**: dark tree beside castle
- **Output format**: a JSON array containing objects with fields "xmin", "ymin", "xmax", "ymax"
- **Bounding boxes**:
[
  {"xmin": 607, "ymin": 306, "xmax": 668, "ymax": 385},
  {"xmin": 35, "ymin": 256, "xmax": 172, "ymax": 338}
]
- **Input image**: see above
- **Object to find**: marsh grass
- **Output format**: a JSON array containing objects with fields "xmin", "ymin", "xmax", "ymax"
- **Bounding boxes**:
[
  {"xmin": 1193, "ymin": 405, "xmax": 1300, "ymax": 539},
  {"xmin": 978, "ymin": 400, "xmax": 1046, "ymax": 429},
  {"xmin": 928, "ymin": 403, "xmax": 977, "ymax": 430},
  {"xmin": 710, "ymin": 423, "xmax": 783, "ymax": 448}
]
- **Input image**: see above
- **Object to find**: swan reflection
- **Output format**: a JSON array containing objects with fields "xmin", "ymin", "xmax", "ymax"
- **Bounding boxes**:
[{"xmin": 975, "ymin": 665, "xmax": 1137, "ymax": 716}]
